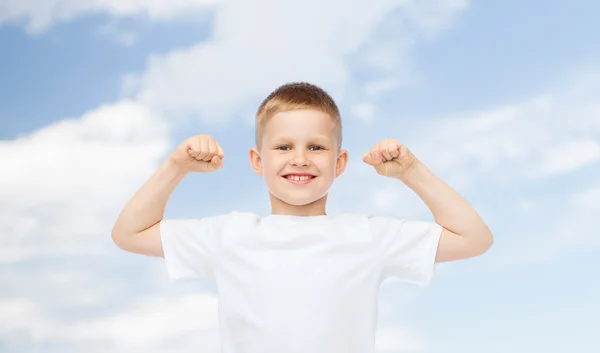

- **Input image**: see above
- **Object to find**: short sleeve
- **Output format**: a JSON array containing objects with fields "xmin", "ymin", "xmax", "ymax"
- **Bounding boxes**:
[
  {"xmin": 159, "ymin": 215, "xmax": 228, "ymax": 282},
  {"xmin": 370, "ymin": 216, "xmax": 442, "ymax": 286}
]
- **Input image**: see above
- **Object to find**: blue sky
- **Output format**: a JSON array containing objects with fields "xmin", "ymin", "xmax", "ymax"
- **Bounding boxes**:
[{"xmin": 1, "ymin": 1, "xmax": 599, "ymax": 352}]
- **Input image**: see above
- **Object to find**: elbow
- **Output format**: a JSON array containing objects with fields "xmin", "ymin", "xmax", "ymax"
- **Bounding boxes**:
[
  {"xmin": 111, "ymin": 226, "xmax": 126, "ymax": 250},
  {"xmin": 477, "ymin": 229, "xmax": 494, "ymax": 256},
  {"xmin": 464, "ymin": 227, "xmax": 494, "ymax": 258}
]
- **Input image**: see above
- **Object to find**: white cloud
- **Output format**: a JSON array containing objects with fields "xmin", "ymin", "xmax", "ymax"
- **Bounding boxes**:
[
  {"xmin": 130, "ymin": 0, "xmax": 468, "ymax": 124},
  {"xmin": 96, "ymin": 20, "xmax": 138, "ymax": 46},
  {"xmin": 0, "ymin": 100, "xmax": 170, "ymax": 262},
  {"xmin": 69, "ymin": 294, "xmax": 219, "ymax": 347},
  {"xmin": 408, "ymin": 70, "xmax": 600, "ymax": 185},
  {"xmin": 0, "ymin": 265, "xmax": 119, "ymax": 310},
  {"xmin": 368, "ymin": 181, "xmax": 432, "ymax": 220},
  {"xmin": 571, "ymin": 184, "xmax": 600, "ymax": 210},
  {"xmin": 351, "ymin": 102, "xmax": 377, "ymax": 124},
  {"xmin": 404, "ymin": 0, "xmax": 469, "ymax": 36},
  {"xmin": 0, "ymin": 293, "xmax": 220, "ymax": 352},
  {"xmin": 555, "ymin": 183, "xmax": 600, "ymax": 245},
  {"xmin": 477, "ymin": 179, "xmax": 600, "ymax": 271},
  {"xmin": 2, "ymin": 0, "xmax": 468, "ymax": 124},
  {"xmin": 0, "ymin": 298, "xmax": 54, "ymax": 345},
  {"xmin": 529, "ymin": 140, "xmax": 600, "ymax": 178},
  {"xmin": 0, "ymin": 0, "xmax": 217, "ymax": 34},
  {"xmin": 365, "ymin": 79, "xmax": 403, "ymax": 96}
]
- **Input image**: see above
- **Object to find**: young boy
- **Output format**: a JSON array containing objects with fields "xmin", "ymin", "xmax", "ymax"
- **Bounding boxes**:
[{"xmin": 112, "ymin": 82, "xmax": 493, "ymax": 353}]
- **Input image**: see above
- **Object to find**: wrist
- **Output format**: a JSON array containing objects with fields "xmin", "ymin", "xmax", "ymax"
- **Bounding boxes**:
[
  {"xmin": 395, "ymin": 159, "xmax": 428, "ymax": 186},
  {"xmin": 160, "ymin": 157, "xmax": 190, "ymax": 180}
]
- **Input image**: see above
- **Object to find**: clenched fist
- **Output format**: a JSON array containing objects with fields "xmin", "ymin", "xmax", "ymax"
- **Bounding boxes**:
[
  {"xmin": 362, "ymin": 139, "xmax": 417, "ymax": 179},
  {"xmin": 170, "ymin": 134, "xmax": 224, "ymax": 173}
]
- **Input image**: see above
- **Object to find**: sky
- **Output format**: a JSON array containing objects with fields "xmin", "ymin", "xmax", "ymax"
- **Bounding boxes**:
[{"xmin": 1, "ymin": 0, "xmax": 599, "ymax": 352}]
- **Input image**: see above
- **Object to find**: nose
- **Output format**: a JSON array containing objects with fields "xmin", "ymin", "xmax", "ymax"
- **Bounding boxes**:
[{"xmin": 290, "ymin": 150, "xmax": 310, "ymax": 167}]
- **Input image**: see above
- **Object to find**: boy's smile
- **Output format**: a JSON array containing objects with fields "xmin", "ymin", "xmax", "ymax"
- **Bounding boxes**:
[
  {"xmin": 249, "ymin": 109, "xmax": 348, "ymax": 215},
  {"xmin": 282, "ymin": 173, "xmax": 316, "ymax": 184}
]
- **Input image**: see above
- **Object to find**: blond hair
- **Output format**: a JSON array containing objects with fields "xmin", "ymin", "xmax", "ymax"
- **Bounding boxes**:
[{"xmin": 255, "ymin": 82, "xmax": 342, "ymax": 149}]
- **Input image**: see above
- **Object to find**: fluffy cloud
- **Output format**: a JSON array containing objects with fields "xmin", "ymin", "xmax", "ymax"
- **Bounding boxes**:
[
  {"xmin": 0, "ymin": 0, "xmax": 217, "ymax": 33},
  {"xmin": 476, "ymin": 179, "xmax": 600, "ymax": 271},
  {"xmin": 68, "ymin": 294, "xmax": 219, "ymax": 348},
  {"xmin": 0, "ymin": 100, "xmax": 170, "ymax": 262},
  {"xmin": 400, "ymin": 69, "xmax": 600, "ymax": 185},
  {"xmin": 2, "ymin": 0, "xmax": 468, "ymax": 124},
  {"xmin": 130, "ymin": 0, "xmax": 468, "ymax": 124},
  {"xmin": 0, "ymin": 292, "xmax": 220, "ymax": 352},
  {"xmin": 351, "ymin": 102, "xmax": 377, "ymax": 124}
]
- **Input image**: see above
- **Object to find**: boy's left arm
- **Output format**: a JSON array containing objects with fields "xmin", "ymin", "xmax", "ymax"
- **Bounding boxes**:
[{"xmin": 363, "ymin": 139, "xmax": 494, "ymax": 263}]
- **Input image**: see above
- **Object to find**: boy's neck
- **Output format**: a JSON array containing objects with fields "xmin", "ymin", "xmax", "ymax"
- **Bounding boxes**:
[{"xmin": 269, "ymin": 194, "xmax": 328, "ymax": 216}]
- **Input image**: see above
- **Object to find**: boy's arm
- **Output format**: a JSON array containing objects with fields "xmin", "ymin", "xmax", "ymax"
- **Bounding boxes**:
[
  {"xmin": 111, "ymin": 160, "xmax": 188, "ymax": 258},
  {"xmin": 363, "ymin": 139, "xmax": 493, "ymax": 263},
  {"xmin": 111, "ymin": 134, "xmax": 224, "ymax": 258},
  {"xmin": 398, "ymin": 161, "xmax": 494, "ymax": 263}
]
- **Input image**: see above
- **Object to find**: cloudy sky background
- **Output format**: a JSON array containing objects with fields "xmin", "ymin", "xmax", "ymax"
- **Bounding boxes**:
[{"xmin": 1, "ymin": 0, "xmax": 599, "ymax": 352}]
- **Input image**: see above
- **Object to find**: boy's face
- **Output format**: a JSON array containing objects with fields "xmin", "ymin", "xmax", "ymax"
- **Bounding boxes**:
[{"xmin": 249, "ymin": 109, "xmax": 348, "ymax": 213}]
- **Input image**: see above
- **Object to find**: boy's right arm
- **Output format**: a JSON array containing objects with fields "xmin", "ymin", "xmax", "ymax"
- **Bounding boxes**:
[{"xmin": 111, "ymin": 134, "xmax": 224, "ymax": 258}]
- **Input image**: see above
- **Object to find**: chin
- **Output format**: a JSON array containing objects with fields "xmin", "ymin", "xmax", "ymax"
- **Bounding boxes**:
[{"xmin": 273, "ymin": 196, "xmax": 313, "ymax": 206}]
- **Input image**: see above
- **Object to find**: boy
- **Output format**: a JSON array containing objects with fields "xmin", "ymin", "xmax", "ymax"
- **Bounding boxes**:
[{"xmin": 112, "ymin": 82, "xmax": 493, "ymax": 353}]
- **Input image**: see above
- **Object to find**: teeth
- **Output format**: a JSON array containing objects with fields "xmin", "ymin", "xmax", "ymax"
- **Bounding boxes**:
[{"xmin": 287, "ymin": 175, "xmax": 311, "ymax": 181}]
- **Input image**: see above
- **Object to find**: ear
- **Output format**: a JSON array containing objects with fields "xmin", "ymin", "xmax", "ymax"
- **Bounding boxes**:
[
  {"xmin": 249, "ymin": 147, "xmax": 263, "ymax": 177},
  {"xmin": 335, "ymin": 149, "xmax": 349, "ymax": 178}
]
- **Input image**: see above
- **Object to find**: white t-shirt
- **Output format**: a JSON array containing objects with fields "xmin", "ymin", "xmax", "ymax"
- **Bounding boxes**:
[{"xmin": 160, "ymin": 212, "xmax": 442, "ymax": 353}]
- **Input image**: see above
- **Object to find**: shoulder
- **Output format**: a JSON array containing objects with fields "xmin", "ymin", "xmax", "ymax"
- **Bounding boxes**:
[
  {"xmin": 324, "ymin": 213, "xmax": 423, "ymax": 242},
  {"xmin": 343, "ymin": 213, "xmax": 436, "ymax": 239}
]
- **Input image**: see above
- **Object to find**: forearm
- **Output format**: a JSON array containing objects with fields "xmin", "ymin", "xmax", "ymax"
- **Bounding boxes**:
[
  {"xmin": 112, "ymin": 159, "xmax": 188, "ymax": 238},
  {"xmin": 398, "ymin": 160, "xmax": 491, "ymax": 239}
]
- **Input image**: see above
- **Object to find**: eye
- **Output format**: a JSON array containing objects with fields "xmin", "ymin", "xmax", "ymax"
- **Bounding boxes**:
[
  {"xmin": 276, "ymin": 145, "xmax": 291, "ymax": 151},
  {"xmin": 309, "ymin": 145, "xmax": 325, "ymax": 151}
]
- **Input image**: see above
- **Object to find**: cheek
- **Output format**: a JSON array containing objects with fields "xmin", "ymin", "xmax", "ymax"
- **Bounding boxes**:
[
  {"xmin": 314, "ymin": 155, "xmax": 336, "ymax": 174},
  {"xmin": 262, "ymin": 154, "xmax": 286, "ymax": 172}
]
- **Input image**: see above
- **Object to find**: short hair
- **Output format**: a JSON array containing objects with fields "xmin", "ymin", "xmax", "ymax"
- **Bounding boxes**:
[{"xmin": 255, "ymin": 82, "xmax": 342, "ymax": 149}]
